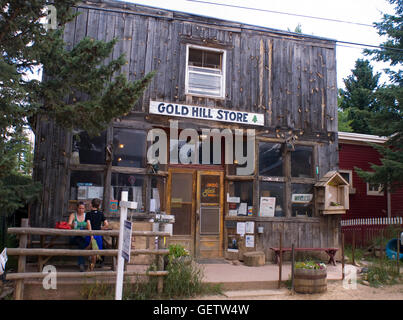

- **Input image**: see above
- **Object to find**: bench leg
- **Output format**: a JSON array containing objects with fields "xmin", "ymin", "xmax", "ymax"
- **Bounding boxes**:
[{"xmin": 326, "ymin": 250, "xmax": 337, "ymax": 266}]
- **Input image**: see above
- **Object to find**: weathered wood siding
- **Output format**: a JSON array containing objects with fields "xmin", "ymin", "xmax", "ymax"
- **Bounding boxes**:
[{"xmin": 64, "ymin": 0, "xmax": 337, "ymax": 135}]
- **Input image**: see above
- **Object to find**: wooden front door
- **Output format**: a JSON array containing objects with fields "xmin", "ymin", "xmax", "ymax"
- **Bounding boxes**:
[{"xmin": 167, "ymin": 168, "xmax": 224, "ymax": 259}]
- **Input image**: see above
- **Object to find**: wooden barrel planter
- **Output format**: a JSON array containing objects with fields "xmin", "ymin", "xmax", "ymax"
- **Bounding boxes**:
[{"xmin": 294, "ymin": 268, "xmax": 327, "ymax": 294}]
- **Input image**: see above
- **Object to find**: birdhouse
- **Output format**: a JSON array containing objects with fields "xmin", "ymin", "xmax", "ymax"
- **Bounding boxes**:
[{"xmin": 315, "ymin": 171, "xmax": 349, "ymax": 215}]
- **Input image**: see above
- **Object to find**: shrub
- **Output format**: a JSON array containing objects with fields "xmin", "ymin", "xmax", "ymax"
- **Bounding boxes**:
[{"xmin": 295, "ymin": 261, "xmax": 326, "ymax": 270}]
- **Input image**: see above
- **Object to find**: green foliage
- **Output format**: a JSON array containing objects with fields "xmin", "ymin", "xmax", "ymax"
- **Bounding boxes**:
[
  {"xmin": 0, "ymin": 1, "xmax": 154, "ymax": 220},
  {"xmin": 357, "ymin": 0, "xmax": 403, "ymax": 190},
  {"xmin": 295, "ymin": 261, "xmax": 327, "ymax": 270},
  {"xmin": 338, "ymin": 59, "xmax": 381, "ymax": 134},
  {"xmin": 338, "ymin": 109, "xmax": 353, "ymax": 132}
]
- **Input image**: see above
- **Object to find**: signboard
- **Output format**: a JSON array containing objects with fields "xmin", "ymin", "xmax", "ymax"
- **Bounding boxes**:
[
  {"xmin": 292, "ymin": 194, "xmax": 313, "ymax": 203},
  {"xmin": 259, "ymin": 197, "xmax": 276, "ymax": 217},
  {"xmin": 122, "ymin": 220, "xmax": 132, "ymax": 262},
  {"xmin": 150, "ymin": 100, "xmax": 264, "ymax": 126}
]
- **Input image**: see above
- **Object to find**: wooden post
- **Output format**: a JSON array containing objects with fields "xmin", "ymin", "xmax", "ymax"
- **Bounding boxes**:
[
  {"xmin": 397, "ymin": 231, "xmax": 400, "ymax": 274},
  {"xmin": 352, "ymin": 230, "xmax": 355, "ymax": 265},
  {"xmin": 14, "ymin": 219, "xmax": 28, "ymax": 300},
  {"xmin": 291, "ymin": 243, "xmax": 295, "ymax": 294},
  {"xmin": 157, "ymin": 223, "xmax": 165, "ymax": 294},
  {"xmin": 381, "ymin": 230, "xmax": 384, "ymax": 262},
  {"xmin": 278, "ymin": 232, "xmax": 282, "ymax": 289},
  {"xmin": 342, "ymin": 233, "xmax": 345, "ymax": 280}
]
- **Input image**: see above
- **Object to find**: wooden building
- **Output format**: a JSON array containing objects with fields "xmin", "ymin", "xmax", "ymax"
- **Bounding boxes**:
[
  {"xmin": 339, "ymin": 132, "xmax": 403, "ymax": 219},
  {"xmin": 31, "ymin": 0, "xmax": 343, "ymax": 262}
]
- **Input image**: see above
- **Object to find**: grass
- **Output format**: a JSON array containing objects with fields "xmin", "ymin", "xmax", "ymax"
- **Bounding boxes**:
[
  {"xmin": 80, "ymin": 249, "xmax": 223, "ymax": 300},
  {"xmin": 344, "ymin": 225, "xmax": 403, "ymax": 287}
]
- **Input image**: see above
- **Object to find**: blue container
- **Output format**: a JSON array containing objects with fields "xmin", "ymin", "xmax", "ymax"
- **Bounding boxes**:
[{"xmin": 385, "ymin": 239, "xmax": 403, "ymax": 260}]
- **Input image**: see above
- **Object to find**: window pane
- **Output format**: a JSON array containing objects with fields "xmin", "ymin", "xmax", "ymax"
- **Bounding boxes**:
[
  {"xmin": 73, "ymin": 131, "xmax": 106, "ymax": 165},
  {"xmin": 151, "ymin": 177, "xmax": 165, "ymax": 212},
  {"xmin": 188, "ymin": 71, "xmax": 221, "ymax": 95},
  {"xmin": 340, "ymin": 172, "xmax": 351, "ymax": 184},
  {"xmin": 259, "ymin": 182, "xmax": 285, "ymax": 217},
  {"xmin": 291, "ymin": 145, "xmax": 313, "ymax": 178},
  {"xmin": 69, "ymin": 171, "xmax": 104, "ymax": 210},
  {"xmin": 189, "ymin": 48, "xmax": 203, "ymax": 67},
  {"xmin": 113, "ymin": 128, "xmax": 146, "ymax": 168},
  {"xmin": 111, "ymin": 173, "xmax": 145, "ymax": 212},
  {"xmin": 259, "ymin": 142, "xmax": 283, "ymax": 176},
  {"xmin": 204, "ymin": 51, "xmax": 221, "ymax": 69},
  {"xmin": 227, "ymin": 181, "xmax": 253, "ymax": 216},
  {"xmin": 291, "ymin": 184, "xmax": 314, "ymax": 217}
]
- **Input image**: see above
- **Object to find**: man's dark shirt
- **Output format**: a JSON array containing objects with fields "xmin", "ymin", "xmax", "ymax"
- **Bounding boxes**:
[{"xmin": 85, "ymin": 210, "xmax": 106, "ymax": 230}]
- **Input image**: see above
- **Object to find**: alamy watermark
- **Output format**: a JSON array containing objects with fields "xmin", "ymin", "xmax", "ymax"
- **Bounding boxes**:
[
  {"xmin": 42, "ymin": 265, "xmax": 57, "ymax": 290},
  {"xmin": 147, "ymin": 120, "xmax": 256, "ymax": 175},
  {"xmin": 43, "ymin": 5, "xmax": 57, "ymax": 31},
  {"xmin": 343, "ymin": 265, "xmax": 358, "ymax": 290}
]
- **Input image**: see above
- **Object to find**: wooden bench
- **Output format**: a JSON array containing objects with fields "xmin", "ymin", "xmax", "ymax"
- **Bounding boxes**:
[{"xmin": 269, "ymin": 247, "xmax": 338, "ymax": 266}]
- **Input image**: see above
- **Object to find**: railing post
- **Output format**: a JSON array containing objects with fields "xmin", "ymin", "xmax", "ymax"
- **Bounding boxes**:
[
  {"xmin": 14, "ymin": 219, "xmax": 28, "ymax": 300},
  {"xmin": 342, "ymin": 233, "xmax": 345, "ymax": 280},
  {"xmin": 291, "ymin": 243, "xmax": 295, "ymax": 294},
  {"xmin": 278, "ymin": 232, "xmax": 282, "ymax": 289}
]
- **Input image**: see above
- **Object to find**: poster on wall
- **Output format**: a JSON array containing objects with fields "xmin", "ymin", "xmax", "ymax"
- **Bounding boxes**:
[
  {"xmin": 236, "ymin": 222, "xmax": 246, "ymax": 236},
  {"xmin": 245, "ymin": 235, "xmax": 255, "ymax": 248},
  {"xmin": 259, "ymin": 197, "xmax": 276, "ymax": 217}
]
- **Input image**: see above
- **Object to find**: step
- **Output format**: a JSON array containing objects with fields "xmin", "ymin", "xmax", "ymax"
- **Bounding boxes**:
[{"xmin": 223, "ymin": 289, "xmax": 288, "ymax": 298}]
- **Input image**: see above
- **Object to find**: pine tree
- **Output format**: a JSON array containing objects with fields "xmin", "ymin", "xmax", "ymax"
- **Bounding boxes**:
[
  {"xmin": 0, "ymin": 1, "xmax": 154, "ymax": 233},
  {"xmin": 356, "ymin": 0, "xmax": 403, "ymax": 191},
  {"xmin": 338, "ymin": 59, "xmax": 381, "ymax": 134}
]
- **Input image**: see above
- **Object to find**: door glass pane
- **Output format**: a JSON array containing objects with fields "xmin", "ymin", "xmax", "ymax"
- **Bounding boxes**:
[
  {"xmin": 171, "ymin": 173, "xmax": 193, "ymax": 202},
  {"xmin": 200, "ymin": 175, "xmax": 220, "ymax": 204},
  {"xmin": 200, "ymin": 207, "xmax": 220, "ymax": 234},
  {"xmin": 171, "ymin": 203, "xmax": 192, "ymax": 235}
]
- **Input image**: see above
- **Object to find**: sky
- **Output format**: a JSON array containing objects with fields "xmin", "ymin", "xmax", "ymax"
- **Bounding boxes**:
[{"xmin": 120, "ymin": 0, "xmax": 397, "ymax": 89}]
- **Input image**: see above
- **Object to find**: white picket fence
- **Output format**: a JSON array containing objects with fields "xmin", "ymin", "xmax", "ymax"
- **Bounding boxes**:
[{"xmin": 341, "ymin": 217, "xmax": 403, "ymax": 227}]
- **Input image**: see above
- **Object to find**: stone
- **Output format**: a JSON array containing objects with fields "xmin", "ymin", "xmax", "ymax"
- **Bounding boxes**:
[
  {"xmin": 232, "ymin": 260, "xmax": 241, "ymax": 266},
  {"xmin": 243, "ymin": 251, "xmax": 265, "ymax": 267},
  {"xmin": 362, "ymin": 280, "xmax": 370, "ymax": 286}
]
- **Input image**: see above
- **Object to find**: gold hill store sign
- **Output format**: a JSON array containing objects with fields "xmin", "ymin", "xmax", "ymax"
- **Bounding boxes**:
[{"xmin": 149, "ymin": 100, "xmax": 265, "ymax": 126}]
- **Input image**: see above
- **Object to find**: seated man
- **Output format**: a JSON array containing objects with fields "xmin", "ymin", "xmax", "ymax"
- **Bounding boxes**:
[{"xmin": 85, "ymin": 198, "xmax": 109, "ymax": 270}]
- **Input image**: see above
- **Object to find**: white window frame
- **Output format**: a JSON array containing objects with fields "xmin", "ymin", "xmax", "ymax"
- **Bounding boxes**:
[
  {"xmin": 367, "ymin": 183, "xmax": 384, "ymax": 196},
  {"xmin": 185, "ymin": 44, "xmax": 226, "ymax": 99},
  {"xmin": 339, "ymin": 170, "xmax": 353, "ymax": 187}
]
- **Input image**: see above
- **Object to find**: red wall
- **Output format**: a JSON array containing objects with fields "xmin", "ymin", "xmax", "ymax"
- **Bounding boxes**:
[{"xmin": 339, "ymin": 143, "xmax": 387, "ymax": 218}]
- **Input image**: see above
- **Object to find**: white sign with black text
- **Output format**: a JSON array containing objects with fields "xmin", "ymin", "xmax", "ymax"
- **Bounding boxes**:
[{"xmin": 150, "ymin": 100, "xmax": 265, "ymax": 126}]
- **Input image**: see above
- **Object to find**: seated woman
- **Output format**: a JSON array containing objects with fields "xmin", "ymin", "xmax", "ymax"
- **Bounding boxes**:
[
  {"xmin": 85, "ymin": 198, "xmax": 109, "ymax": 270},
  {"xmin": 67, "ymin": 202, "xmax": 90, "ymax": 272}
]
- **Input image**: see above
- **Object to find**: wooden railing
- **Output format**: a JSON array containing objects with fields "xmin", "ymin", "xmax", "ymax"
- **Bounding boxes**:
[{"xmin": 6, "ymin": 219, "xmax": 171, "ymax": 300}]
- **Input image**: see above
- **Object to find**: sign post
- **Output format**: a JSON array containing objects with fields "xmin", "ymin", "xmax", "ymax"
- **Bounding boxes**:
[{"xmin": 115, "ymin": 191, "xmax": 137, "ymax": 300}]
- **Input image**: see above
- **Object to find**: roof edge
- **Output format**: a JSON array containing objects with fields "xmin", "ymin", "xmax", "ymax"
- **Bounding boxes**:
[{"xmin": 338, "ymin": 131, "xmax": 388, "ymax": 144}]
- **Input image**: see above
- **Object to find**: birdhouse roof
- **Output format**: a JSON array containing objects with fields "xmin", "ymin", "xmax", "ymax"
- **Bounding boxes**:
[{"xmin": 314, "ymin": 170, "xmax": 349, "ymax": 187}]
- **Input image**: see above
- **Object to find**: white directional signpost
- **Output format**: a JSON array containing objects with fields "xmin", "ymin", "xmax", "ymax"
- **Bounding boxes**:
[
  {"xmin": 115, "ymin": 191, "xmax": 137, "ymax": 300},
  {"xmin": 0, "ymin": 248, "xmax": 7, "ymax": 276}
]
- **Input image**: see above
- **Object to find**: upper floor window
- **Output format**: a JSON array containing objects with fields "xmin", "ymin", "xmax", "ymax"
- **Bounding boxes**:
[
  {"xmin": 186, "ymin": 45, "xmax": 226, "ymax": 99},
  {"xmin": 367, "ymin": 183, "xmax": 384, "ymax": 196}
]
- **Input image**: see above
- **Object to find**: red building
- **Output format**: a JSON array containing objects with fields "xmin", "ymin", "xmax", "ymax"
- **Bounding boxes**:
[{"xmin": 339, "ymin": 132, "xmax": 403, "ymax": 219}]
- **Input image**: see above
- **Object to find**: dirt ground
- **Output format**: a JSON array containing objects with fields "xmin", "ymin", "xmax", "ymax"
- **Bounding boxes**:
[{"xmin": 198, "ymin": 281, "xmax": 403, "ymax": 300}]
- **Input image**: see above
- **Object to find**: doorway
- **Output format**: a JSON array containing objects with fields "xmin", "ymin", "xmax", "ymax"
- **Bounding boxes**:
[{"xmin": 167, "ymin": 168, "xmax": 224, "ymax": 259}]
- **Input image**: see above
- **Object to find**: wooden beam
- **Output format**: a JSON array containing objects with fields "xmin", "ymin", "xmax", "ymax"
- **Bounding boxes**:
[{"xmin": 6, "ymin": 270, "xmax": 168, "ymax": 281}]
